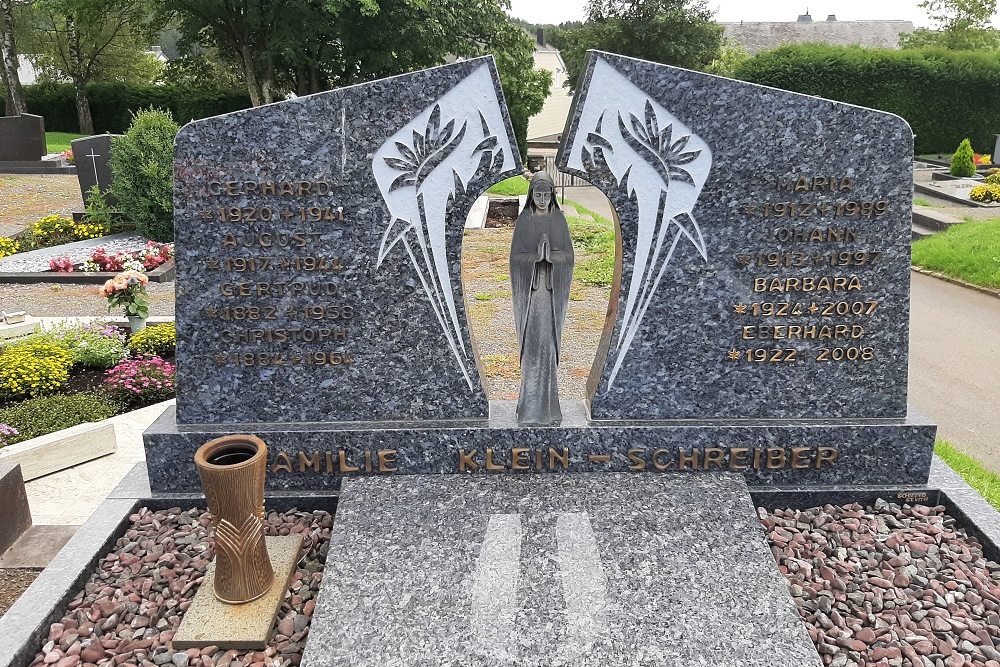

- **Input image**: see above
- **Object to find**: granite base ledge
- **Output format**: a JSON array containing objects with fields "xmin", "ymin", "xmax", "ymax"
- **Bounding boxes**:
[{"xmin": 144, "ymin": 401, "xmax": 936, "ymax": 492}]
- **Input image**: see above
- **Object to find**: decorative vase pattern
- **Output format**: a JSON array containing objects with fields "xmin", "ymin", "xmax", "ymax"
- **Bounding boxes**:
[{"xmin": 194, "ymin": 434, "xmax": 274, "ymax": 604}]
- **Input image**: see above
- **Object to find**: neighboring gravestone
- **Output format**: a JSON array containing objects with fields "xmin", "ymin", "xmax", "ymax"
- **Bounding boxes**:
[
  {"xmin": 0, "ymin": 114, "xmax": 46, "ymax": 162},
  {"xmin": 171, "ymin": 57, "xmax": 520, "ymax": 424},
  {"xmin": 559, "ymin": 51, "xmax": 916, "ymax": 421},
  {"xmin": 71, "ymin": 134, "xmax": 118, "ymax": 206}
]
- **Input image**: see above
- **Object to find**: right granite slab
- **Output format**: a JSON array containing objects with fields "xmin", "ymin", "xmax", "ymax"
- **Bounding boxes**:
[{"xmin": 558, "ymin": 50, "xmax": 915, "ymax": 421}]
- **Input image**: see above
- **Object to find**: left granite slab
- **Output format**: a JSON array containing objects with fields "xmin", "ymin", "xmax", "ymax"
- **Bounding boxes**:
[{"xmin": 301, "ymin": 473, "xmax": 821, "ymax": 667}]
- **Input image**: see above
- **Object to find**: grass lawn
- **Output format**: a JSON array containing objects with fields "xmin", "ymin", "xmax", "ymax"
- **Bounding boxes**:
[
  {"xmin": 935, "ymin": 440, "xmax": 1000, "ymax": 510},
  {"xmin": 46, "ymin": 131, "xmax": 85, "ymax": 153},
  {"xmin": 487, "ymin": 176, "xmax": 529, "ymax": 196},
  {"xmin": 911, "ymin": 218, "xmax": 1000, "ymax": 289}
]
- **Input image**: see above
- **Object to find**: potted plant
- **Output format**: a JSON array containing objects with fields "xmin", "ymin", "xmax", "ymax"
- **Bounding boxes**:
[{"xmin": 99, "ymin": 269, "xmax": 150, "ymax": 332}]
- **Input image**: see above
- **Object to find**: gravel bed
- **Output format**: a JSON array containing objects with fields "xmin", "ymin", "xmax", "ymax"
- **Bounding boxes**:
[
  {"xmin": 28, "ymin": 506, "xmax": 331, "ymax": 667},
  {"xmin": 0, "ymin": 568, "xmax": 40, "ymax": 617},
  {"xmin": 762, "ymin": 500, "xmax": 1000, "ymax": 667},
  {"xmin": 0, "ymin": 235, "xmax": 149, "ymax": 273},
  {"xmin": 0, "ymin": 282, "xmax": 176, "ymax": 317}
]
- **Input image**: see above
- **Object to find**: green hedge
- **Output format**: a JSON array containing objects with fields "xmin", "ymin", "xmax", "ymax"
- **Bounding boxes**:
[
  {"xmin": 734, "ymin": 44, "xmax": 1000, "ymax": 154},
  {"xmin": 2, "ymin": 83, "xmax": 251, "ymax": 133}
]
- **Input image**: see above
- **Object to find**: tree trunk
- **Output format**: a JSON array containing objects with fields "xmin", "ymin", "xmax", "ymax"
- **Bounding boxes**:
[
  {"xmin": 261, "ymin": 52, "xmax": 274, "ymax": 104},
  {"xmin": 67, "ymin": 17, "xmax": 92, "ymax": 134},
  {"xmin": 0, "ymin": 0, "xmax": 26, "ymax": 116},
  {"xmin": 239, "ymin": 45, "xmax": 262, "ymax": 106}
]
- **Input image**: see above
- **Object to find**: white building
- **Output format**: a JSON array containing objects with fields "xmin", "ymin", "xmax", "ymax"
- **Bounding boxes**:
[{"xmin": 526, "ymin": 29, "xmax": 574, "ymax": 162}]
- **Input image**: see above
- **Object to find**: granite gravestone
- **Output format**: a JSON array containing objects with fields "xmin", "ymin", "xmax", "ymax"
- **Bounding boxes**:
[
  {"xmin": 71, "ymin": 134, "xmax": 118, "ymax": 206},
  {"xmin": 145, "ymin": 52, "xmax": 935, "ymax": 492},
  {"xmin": 560, "ymin": 51, "xmax": 915, "ymax": 421},
  {"xmin": 0, "ymin": 114, "xmax": 46, "ymax": 162}
]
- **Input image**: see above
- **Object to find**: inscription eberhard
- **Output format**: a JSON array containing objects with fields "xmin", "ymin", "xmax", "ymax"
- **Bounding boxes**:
[{"xmin": 269, "ymin": 446, "xmax": 840, "ymax": 475}]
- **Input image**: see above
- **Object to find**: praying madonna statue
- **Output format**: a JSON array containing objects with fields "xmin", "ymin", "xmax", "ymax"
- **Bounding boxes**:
[{"xmin": 509, "ymin": 172, "xmax": 574, "ymax": 426}]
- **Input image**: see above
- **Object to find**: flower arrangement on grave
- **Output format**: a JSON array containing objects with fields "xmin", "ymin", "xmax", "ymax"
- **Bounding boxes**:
[
  {"xmin": 103, "ymin": 355, "xmax": 175, "ymax": 405},
  {"xmin": 48, "ymin": 256, "xmax": 74, "ymax": 273},
  {"xmin": 0, "ymin": 236, "xmax": 19, "ymax": 259},
  {"xmin": 0, "ymin": 340, "xmax": 74, "ymax": 399},
  {"xmin": 60, "ymin": 148, "xmax": 74, "ymax": 164},
  {"xmin": 975, "ymin": 153, "xmax": 993, "ymax": 166},
  {"xmin": 100, "ymin": 270, "xmax": 150, "ymax": 326},
  {"xmin": 970, "ymin": 183, "xmax": 1000, "ymax": 203},
  {"xmin": 30, "ymin": 214, "xmax": 76, "ymax": 246},
  {"xmin": 82, "ymin": 242, "xmax": 172, "ymax": 273},
  {"xmin": 127, "ymin": 322, "xmax": 175, "ymax": 357},
  {"xmin": 985, "ymin": 172, "xmax": 1000, "ymax": 186}
]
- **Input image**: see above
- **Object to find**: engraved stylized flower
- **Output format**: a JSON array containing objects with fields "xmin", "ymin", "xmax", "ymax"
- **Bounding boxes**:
[
  {"xmin": 384, "ymin": 104, "xmax": 468, "ymax": 192},
  {"xmin": 616, "ymin": 100, "xmax": 701, "ymax": 187}
]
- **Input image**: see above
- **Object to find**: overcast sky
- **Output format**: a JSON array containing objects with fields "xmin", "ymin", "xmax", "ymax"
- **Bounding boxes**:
[{"xmin": 507, "ymin": 0, "xmax": 1000, "ymax": 28}]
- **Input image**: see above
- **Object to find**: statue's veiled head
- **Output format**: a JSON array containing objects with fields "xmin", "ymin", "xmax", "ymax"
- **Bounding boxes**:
[{"xmin": 526, "ymin": 171, "xmax": 558, "ymax": 214}]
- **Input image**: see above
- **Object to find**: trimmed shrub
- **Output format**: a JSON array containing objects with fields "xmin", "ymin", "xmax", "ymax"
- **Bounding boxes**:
[
  {"xmin": 951, "ymin": 139, "xmax": 976, "ymax": 177},
  {"xmin": 127, "ymin": 322, "xmax": 176, "ymax": 357},
  {"xmin": 111, "ymin": 109, "xmax": 179, "ymax": 242},
  {"xmin": 3, "ymin": 82, "xmax": 251, "ymax": 134},
  {"xmin": 0, "ymin": 392, "xmax": 123, "ymax": 445},
  {"xmin": 0, "ymin": 340, "xmax": 75, "ymax": 399},
  {"xmin": 734, "ymin": 45, "xmax": 1000, "ymax": 154}
]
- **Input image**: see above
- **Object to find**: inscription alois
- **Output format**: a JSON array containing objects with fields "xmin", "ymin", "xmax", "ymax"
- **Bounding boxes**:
[{"xmin": 270, "ymin": 446, "xmax": 840, "ymax": 475}]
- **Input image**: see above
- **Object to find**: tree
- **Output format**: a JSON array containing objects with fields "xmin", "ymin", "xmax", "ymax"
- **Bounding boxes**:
[
  {"xmin": 704, "ymin": 38, "xmax": 749, "ymax": 78},
  {"xmin": 901, "ymin": 0, "xmax": 1000, "ymax": 50},
  {"xmin": 0, "ymin": 0, "xmax": 27, "ymax": 115},
  {"xmin": 26, "ymin": 0, "xmax": 158, "ymax": 133},
  {"xmin": 165, "ymin": 0, "xmax": 551, "ymax": 156},
  {"xmin": 556, "ymin": 0, "xmax": 723, "ymax": 90}
]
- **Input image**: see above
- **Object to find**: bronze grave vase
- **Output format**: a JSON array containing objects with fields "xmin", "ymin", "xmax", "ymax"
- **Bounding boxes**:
[{"xmin": 194, "ymin": 434, "xmax": 274, "ymax": 604}]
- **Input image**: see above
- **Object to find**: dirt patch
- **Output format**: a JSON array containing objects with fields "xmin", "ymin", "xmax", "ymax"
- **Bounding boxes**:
[
  {"xmin": 485, "ymin": 198, "xmax": 520, "ymax": 228},
  {"xmin": 0, "ymin": 568, "xmax": 40, "ymax": 617}
]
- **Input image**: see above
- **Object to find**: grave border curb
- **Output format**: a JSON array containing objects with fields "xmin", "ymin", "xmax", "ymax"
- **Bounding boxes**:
[
  {"xmin": 910, "ymin": 267, "xmax": 1000, "ymax": 300},
  {"xmin": 0, "ymin": 463, "xmax": 338, "ymax": 667}
]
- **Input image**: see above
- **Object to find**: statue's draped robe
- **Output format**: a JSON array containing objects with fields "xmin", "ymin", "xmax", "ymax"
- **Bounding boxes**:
[{"xmin": 509, "ymin": 202, "xmax": 574, "ymax": 425}]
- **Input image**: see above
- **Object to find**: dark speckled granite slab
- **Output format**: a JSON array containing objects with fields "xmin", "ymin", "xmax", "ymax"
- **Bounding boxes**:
[
  {"xmin": 301, "ymin": 473, "xmax": 822, "ymax": 667},
  {"xmin": 173, "ymin": 57, "xmax": 520, "ymax": 424},
  {"xmin": 144, "ymin": 399, "xmax": 935, "ymax": 493},
  {"xmin": 558, "ymin": 51, "xmax": 916, "ymax": 421}
]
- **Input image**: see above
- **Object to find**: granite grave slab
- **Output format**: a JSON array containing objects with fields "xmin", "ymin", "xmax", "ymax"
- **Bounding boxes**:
[
  {"xmin": 172, "ymin": 57, "xmax": 520, "ymax": 424},
  {"xmin": 0, "ymin": 114, "xmax": 45, "ymax": 162},
  {"xmin": 300, "ymin": 473, "xmax": 822, "ymax": 667},
  {"xmin": 146, "ymin": 52, "xmax": 935, "ymax": 492},
  {"xmin": 70, "ymin": 134, "xmax": 118, "ymax": 206},
  {"xmin": 558, "ymin": 51, "xmax": 917, "ymax": 421}
]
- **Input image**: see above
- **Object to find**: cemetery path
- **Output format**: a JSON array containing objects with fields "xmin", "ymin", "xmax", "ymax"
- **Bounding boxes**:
[
  {"xmin": 909, "ymin": 271, "xmax": 1000, "ymax": 472},
  {"xmin": 0, "ymin": 175, "xmax": 82, "ymax": 237},
  {"xmin": 0, "ymin": 281, "xmax": 175, "ymax": 316}
]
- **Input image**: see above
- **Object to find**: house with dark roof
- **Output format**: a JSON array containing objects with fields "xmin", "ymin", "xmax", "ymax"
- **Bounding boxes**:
[{"xmin": 721, "ymin": 12, "xmax": 915, "ymax": 54}]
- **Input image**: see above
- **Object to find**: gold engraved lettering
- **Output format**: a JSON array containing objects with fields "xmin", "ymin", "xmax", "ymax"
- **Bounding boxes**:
[
  {"xmin": 298, "ymin": 451, "xmax": 320, "ymax": 473},
  {"xmin": 485, "ymin": 448, "xmax": 504, "ymax": 471},
  {"xmin": 816, "ymin": 447, "xmax": 839, "ymax": 469},
  {"xmin": 325, "ymin": 451, "xmax": 335, "ymax": 474},
  {"xmin": 627, "ymin": 449, "xmax": 646, "ymax": 471},
  {"xmin": 548, "ymin": 448, "xmax": 570, "ymax": 471},
  {"xmin": 729, "ymin": 448, "xmax": 750, "ymax": 471},
  {"xmin": 459, "ymin": 449, "xmax": 479, "ymax": 472},
  {"xmin": 338, "ymin": 450, "xmax": 359, "ymax": 473},
  {"xmin": 766, "ymin": 448, "xmax": 786, "ymax": 470},
  {"xmin": 678, "ymin": 449, "xmax": 699, "ymax": 470},
  {"xmin": 272, "ymin": 452, "xmax": 293, "ymax": 474},
  {"xmin": 791, "ymin": 447, "xmax": 811, "ymax": 469},
  {"xmin": 511, "ymin": 448, "xmax": 530, "ymax": 471},
  {"xmin": 652, "ymin": 448, "xmax": 671, "ymax": 471},
  {"xmin": 377, "ymin": 450, "xmax": 398, "ymax": 473},
  {"xmin": 703, "ymin": 448, "xmax": 725, "ymax": 470},
  {"xmin": 535, "ymin": 449, "xmax": 543, "ymax": 472}
]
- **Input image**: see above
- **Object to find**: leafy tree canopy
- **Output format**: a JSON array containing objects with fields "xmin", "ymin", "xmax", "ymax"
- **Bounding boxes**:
[
  {"xmin": 553, "ymin": 0, "xmax": 723, "ymax": 90},
  {"xmin": 901, "ymin": 0, "xmax": 1000, "ymax": 50}
]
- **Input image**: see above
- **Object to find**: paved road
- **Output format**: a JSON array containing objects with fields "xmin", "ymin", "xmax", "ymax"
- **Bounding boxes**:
[{"xmin": 909, "ymin": 271, "xmax": 1000, "ymax": 471}]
